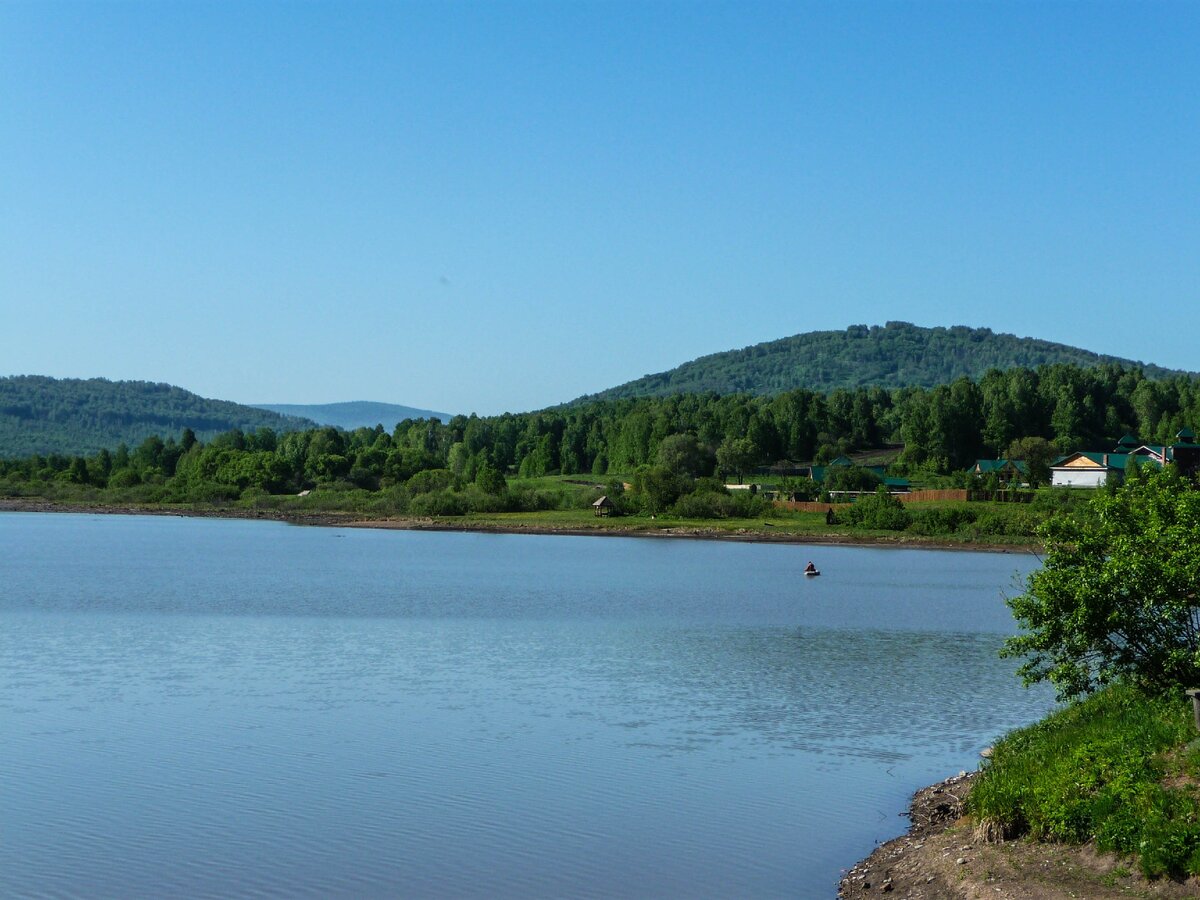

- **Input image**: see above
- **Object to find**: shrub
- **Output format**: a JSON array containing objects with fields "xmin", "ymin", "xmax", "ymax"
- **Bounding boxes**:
[
  {"xmin": 407, "ymin": 468, "xmax": 456, "ymax": 495},
  {"xmin": 968, "ymin": 508, "xmax": 1040, "ymax": 538},
  {"xmin": 671, "ymin": 492, "xmax": 725, "ymax": 518},
  {"xmin": 906, "ymin": 506, "xmax": 977, "ymax": 535},
  {"xmin": 968, "ymin": 682, "xmax": 1200, "ymax": 879},
  {"xmin": 842, "ymin": 488, "xmax": 911, "ymax": 530},
  {"xmin": 108, "ymin": 468, "xmax": 142, "ymax": 488},
  {"xmin": 408, "ymin": 489, "xmax": 467, "ymax": 517}
]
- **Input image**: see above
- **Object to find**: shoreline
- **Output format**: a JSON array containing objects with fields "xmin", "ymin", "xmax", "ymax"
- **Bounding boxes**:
[
  {"xmin": 838, "ymin": 771, "xmax": 978, "ymax": 898},
  {"xmin": 839, "ymin": 772, "xmax": 1200, "ymax": 898},
  {"xmin": 0, "ymin": 497, "xmax": 1037, "ymax": 554}
]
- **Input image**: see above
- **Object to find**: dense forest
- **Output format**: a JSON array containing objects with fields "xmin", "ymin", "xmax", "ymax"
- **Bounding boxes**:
[
  {"xmin": 251, "ymin": 401, "xmax": 453, "ymax": 430},
  {"xmin": 582, "ymin": 322, "xmax": 1188, "ymax": 400},
  {"xmin": 3, "ymin": 363, "xmax": 1197, "ymax": 521},
  {"xmin": 0, "ymin": 376, "xmax": 315, "ymax": 457}
]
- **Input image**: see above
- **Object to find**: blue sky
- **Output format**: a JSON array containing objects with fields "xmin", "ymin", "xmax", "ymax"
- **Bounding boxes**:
[{"xmin": 2, "ymin": 1, "xmax": 1197, "ymax": 415}]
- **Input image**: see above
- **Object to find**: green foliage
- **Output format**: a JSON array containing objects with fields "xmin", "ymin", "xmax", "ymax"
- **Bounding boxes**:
[
  {"xmin": 905, "ymin": 505, "xmax": 977, "ymax": 535},
  {"xmin": 474, "ymin": 461, "xmax": 508, "ymax": 495},
  {"xmin": 841, "ymin": 488, "xmax": 912, "ymax": 530},
  {"xmin": 966, "ymin": 508, "xmax": 1040, "ymax": 538},
  {"xmin": 670, "ymin": 487, "xmax": 767, "ymax": 519},
  {"xmin": 716, "ymin": 436, "xmax": 758, "ymax": 482},
  {"xmin": 251, "ymin": 401, "xmax": 451, "ymax": 430},
  {"xmin": 407, "ymin": 468, "xmax": 455, "ymax": 495},
  {"xmin": 581, "ymin": 322, "xmax": 1189, "ymax": 400},
  {"xmin": 1003, "ymin": 468, "xmax": 1200, "ymax": 699},
  {"xmin": 657, "ymin": 433, "xmax": 714, "ymax": 478},
  {"xmin": 823, "ymin": 465, "xmax": 882, "ymax": 492},
  {"xmin": 408, "ymin": 489, "xmax": 468, "ymax": 517},
  {"xmin": 0, "ymin": 375, "xmax": 313, "ymax": 457},
  {"xmin": 967, "ymin": 682, "xmax": 1200, "ymax": 879},
  {"xmin": 630, "ymin": 465, "xmax": 690, "ymax": 515},
  {"xmin": 1007, "ymin": 435, "xmax": 1055, "ymax": 488}
]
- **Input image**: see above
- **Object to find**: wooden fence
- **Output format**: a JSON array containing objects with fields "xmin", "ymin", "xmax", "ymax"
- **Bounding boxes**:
[{"xmin": 774, "ymin": 489, "xmax": 1032, "ymax": 512}]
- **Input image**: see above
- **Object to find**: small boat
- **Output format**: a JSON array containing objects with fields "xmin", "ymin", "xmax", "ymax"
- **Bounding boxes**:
[{"xmin": 804, "ymin": 569, "xmax": 820, "ymax": 577}]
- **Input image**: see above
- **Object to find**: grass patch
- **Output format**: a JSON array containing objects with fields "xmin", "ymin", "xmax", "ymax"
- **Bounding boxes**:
[{"xmin": 968, "ymin": 682, "xmax": 1200, "ymax": 879}]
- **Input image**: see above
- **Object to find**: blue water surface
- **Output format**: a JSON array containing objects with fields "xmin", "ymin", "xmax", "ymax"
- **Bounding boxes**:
[{"xmin": 0, "ymin": 512, "xmax": 1053, "ymax": 898}]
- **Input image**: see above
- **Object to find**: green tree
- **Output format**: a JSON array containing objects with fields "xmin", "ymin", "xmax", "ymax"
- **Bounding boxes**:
[
  {"xmin": 716, "ymin": 437, "xmax": 757, "ymax": 483},
  {"xmin": 67, "ymin": 456, "xmax": 90, "ymax": 485},
  {"xmin": 823, "ymin": 465, "xmax": 883, "ymax": 493},
  {"xmin": 475, "ymin": 461, "xmax": 507, "ymax": 496},
  {"xmin": 841, "ymin": 486, "xmax": 911, "ymax": 530},
  {"xmin": 657, "ymin": 433, "xmax": 712, "ymax": 478},
  {"xmin": 632, "ymin": 465, "xmax": 687, "ymax": 514},
  {"xmin": 1006, "ymin": 436, "xmax": 1055, "ymax": 488},
  {"xmin": 1002, "ymin": 468, "xmax": 1200, "ymax": 699}
]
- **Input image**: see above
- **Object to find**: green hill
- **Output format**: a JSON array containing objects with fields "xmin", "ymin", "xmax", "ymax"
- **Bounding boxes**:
[
  {"xmin": 0, "ymin": 376, "xmax": 316, "ymax": 458},
  {"xmin": 581, "ymin": 322, "xmax": 1189, "ymax": 400},
  {"xmin": 251, "ymin": 401, "xmax": 452, "ymax": 430}
]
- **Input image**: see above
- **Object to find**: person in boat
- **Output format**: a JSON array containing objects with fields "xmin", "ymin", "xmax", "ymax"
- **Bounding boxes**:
[{"xmin": 804, "ymin": 561, "xmax": 817, "ymax": 574}]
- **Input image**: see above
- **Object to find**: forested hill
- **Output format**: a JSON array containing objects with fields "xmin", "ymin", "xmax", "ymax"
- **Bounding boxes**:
[
  {"xmin": 0, "ymin": 376, "xmax": 315, "ymax": 458},
  {"xmin": 581, "ymin": 322, "xmax": 1188, "ymax": 400},
  {"xmin": 252, "ymin": 401, "xmax": 452, "ymax": 430}
]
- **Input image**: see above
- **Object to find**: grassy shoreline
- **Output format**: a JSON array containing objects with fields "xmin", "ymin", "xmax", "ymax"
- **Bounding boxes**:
[
  {"xmin": 0, "ymin": 496, "xmax": 1042, "ymax": 553},
  {"xmin": 840, "ymin": 685, "xmax": 1200, "ymax": 897}
]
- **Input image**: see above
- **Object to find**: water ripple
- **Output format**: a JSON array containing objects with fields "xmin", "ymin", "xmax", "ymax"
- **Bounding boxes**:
[{"xmin": 0, "ymin": 513, "xmax": 1053, "ymax": 898}]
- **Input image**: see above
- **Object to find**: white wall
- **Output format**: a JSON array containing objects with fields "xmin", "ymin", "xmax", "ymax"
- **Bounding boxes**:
[{"xmin": 1051, "ymin": 468, "xmax": 1109, "ymax": 488}]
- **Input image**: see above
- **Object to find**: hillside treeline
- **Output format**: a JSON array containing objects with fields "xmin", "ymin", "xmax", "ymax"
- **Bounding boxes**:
[
  {"xmin": 585, "ymin": 322, "xmax": 1185, "ymax": 400},
  {"xmin": 2, "ymin": 365, "xmax": 1198, "ymax": 515},
  {"xmin": 0, "ymin": 376, "xmax": 313, "ymax": 457}
]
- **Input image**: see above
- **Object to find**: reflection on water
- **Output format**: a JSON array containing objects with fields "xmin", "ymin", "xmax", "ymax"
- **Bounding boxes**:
[{"xmin": 0, "ymin": 513, "xmax": 1052, "ymax": 898}]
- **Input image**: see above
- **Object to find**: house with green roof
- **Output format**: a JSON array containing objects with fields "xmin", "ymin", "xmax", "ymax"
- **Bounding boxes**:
[
  {"xmin": 1050, "ymin": 428, "xmax": 1197, "ymax": 487},
  {"xmin": 966, "ymin": 458, "xmax": 1029, "ymax": 484},
  {"xmin": 1050, "ymin": 451, "xmax": 1151, "ymax": 488},
  {"xmin": 748, "ymin": 455, "xmax": 910, "ymax": 495}
]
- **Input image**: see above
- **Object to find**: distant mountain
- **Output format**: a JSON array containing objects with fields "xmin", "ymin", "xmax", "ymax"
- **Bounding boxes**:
[
  {"xmin": 581, "ymin": 322, "xmax": 1190, "ymax": 400},
  {"xmin": 251, "ymin": 401, "xmax": 452, "ymax": 430},
  {"xmin": 0, "ymin": 376, "xmax": 315, "ymax": 458}
]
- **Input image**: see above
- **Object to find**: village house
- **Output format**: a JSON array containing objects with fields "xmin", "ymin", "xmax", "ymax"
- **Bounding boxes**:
[
  {"xmin": 1050, "ymin": 428, "xmax": 1199, "ymax": 487},
  {"xmin": 965, "ymin": 458, "xmax": 1028, "ymax": 485}
]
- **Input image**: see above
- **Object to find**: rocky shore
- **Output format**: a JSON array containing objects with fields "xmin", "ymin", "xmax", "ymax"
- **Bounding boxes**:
[{"xmin": 838, "ymin": 772, "xmax": 1200, "ymax": 899}]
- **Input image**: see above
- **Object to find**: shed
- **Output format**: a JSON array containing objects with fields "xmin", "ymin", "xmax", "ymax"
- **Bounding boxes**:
[{"xmin": 592, "ymin": 496, "xmax": 616, "ymax": 517}]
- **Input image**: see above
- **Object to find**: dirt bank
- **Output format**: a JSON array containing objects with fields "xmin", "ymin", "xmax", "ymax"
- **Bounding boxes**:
[{"xmin": 839, "ymin": 772, "xmax": 1199, "ymax": 899}]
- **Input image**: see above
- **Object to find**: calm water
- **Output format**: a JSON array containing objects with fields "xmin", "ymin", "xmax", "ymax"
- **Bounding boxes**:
[{"xmin": 0, "ymin": 512, "xmax": 1053, "ymax": 899}]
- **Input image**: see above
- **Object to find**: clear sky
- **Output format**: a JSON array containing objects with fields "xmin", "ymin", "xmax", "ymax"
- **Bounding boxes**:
[{"xmin": 2, "ymin": 1, "xmax": 1198, "ymax": 416}]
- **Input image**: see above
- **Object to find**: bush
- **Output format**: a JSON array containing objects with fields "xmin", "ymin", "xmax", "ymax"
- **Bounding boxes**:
[
  {"xmin": 968, "ymin": 508, "xmax": 1040, "ymax": 538},
  {"xmin": 407, "ymin": 469, "xmax": 456, "ymax": 495},
  {"xmin": 459, "ymin": 486, "xmax": 508, "ymax": 514},
  {"xmin": 670, "ymin": 492, "xmax": 725, "ymax": 518},
  {"xmin": 842, "ymin": 488, "xmax": 911, "ymax": 530},
  {"xmin": 670, "ymin": 487, "xmax": 768, "ymax": 519},
  {"xmin": 506, "ymin": 485, "xmax": 556, "ymax": 512},
  {"xmin": 108, "ymin": 468, "xmax": 142, "ymax": 488},
  {"xmin": 968, "ymin": 682, "xmax": 1200, "ymax": 878},
  {"xmin": 905, "ymin": 506, "xmax": 977, "ymax": 535},
  {"xmin": 408, "ymin": 489, "xmax": 467, "ymax": 517}
]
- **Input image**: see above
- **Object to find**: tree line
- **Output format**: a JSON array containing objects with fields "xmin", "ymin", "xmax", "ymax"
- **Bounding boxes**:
[
  {"xmin": 1, "ymin": 363, "xmax": 1197, "ymax": 516},
  {"xmin": 583, "ymin": 322, "xmax": 1187, "ymax": 400},
  {"xmin": 0, "ymin": 375, "xmax": 312, "ymax": 457}
]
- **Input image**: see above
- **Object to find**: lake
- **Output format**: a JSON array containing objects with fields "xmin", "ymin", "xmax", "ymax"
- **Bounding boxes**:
[{"xmin": 0, "ymin": 512, "xmax": 1053, "ymax": 898}]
